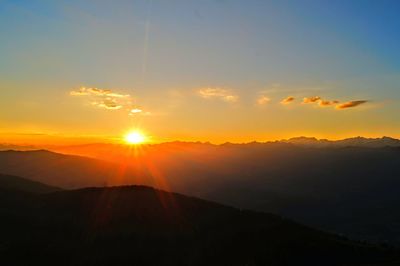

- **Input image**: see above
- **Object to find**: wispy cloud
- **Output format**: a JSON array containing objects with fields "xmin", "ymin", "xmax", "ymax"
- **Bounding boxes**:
[
  {"xmin": 70, "ymin": 86, "xmax": 152, "ymax": 115},
  {"xmin": 70, "ymin": 87, "xmax": 129, "ymax": 98},
  {"xmin": 302, "ymin": 96, "xmax": 321, "ymax": 104},
  {"xmin": 198, "ymin": 87, "xmax": 239, "ymax": 103},
  {"xmin": 299, "ymin": 95, "xmax": 369, "ymax": 110},
  {"xmin": 257, "ymin": 95, "xmax": 270, "ymax": 105},
  {"xmin": 71, "ymin": 87, "xmax": 131, "ymax": 111},
  {"xmin": 280, "ymin": 96, "xmax": 295, "ymax": 105},
  {"xmin": 302, "ymin": 96, "xmax": 339, "ymax": 107},
  {"xmin": 130, "ymin": 108, "xmax": 143, "ymax": 114},
  {"xmin": 92, "ymin": 98, "xmax": 123, "ymax": 110},
  {"xmin": 336, "ymin": 100, "xmax": 368, "ymax": 109},
  {"xmin": 129, "ymin": 108, "xmax": 152, "ymax": 116},
  {"xmin": 319, "ymin": 100, "xmax": 339, "ymax": 107}
]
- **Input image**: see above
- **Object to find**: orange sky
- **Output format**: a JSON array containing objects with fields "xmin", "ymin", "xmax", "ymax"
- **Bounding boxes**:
[{"xmin": 1, "ymin": 1, "xmax": 400, "ymax": 144}]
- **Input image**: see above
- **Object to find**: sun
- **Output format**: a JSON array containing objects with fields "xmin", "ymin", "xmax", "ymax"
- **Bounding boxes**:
[{"xmin": 124, "ymin": 131, "xmax": 147, "ymax": 145}]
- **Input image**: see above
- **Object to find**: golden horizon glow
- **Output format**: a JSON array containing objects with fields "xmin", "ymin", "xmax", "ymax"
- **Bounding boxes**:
[
  {"xmin": 124, "ymin": 131, "xmax": 147, "ymax": 145},
  {"xmin": 1, "ymin": 130, "xmax": 400, "ymax": 146}
]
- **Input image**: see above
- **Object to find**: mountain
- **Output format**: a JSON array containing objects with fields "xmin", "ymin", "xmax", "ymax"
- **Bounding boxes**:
[
  {"xmin": 2, "ymin": 144, "xmax": 400, "ymax": 245},
  {"xmin": 0, "ymin": 150, "xmax": 150, "ymax": 189},
  {"xmin": 0, "ymin": 173, "xmax": 60, "ymax": 194},
  {"xmin": 0, "ymin": 143, "xmax": 38, "ymax": 151},
  {"xmin": 284, "ymin": 136, "xmax": 400, "ymax": 148},
  {"xmin": 0, "ymin": 181, "xmax": 397, "ymax": 265},
  {"xmin": 337, "ymin": 136, "xmax": 400, "ymax": 147},
  {"xmin": 283, "ymin": 137, "xmax": 331, "ymax": 147}
]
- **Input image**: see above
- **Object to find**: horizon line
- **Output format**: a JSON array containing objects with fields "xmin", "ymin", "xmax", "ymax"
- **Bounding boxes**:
[{"xmin": 1, "ymin": 135, "xmax": 399, "ymax": 147}]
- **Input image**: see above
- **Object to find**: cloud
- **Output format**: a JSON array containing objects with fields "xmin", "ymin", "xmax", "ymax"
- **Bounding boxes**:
[
  {"xmin": 92, "ymin": 98, "xmax": 123, "ymax": 110},
  {"xmin": 280, "ymin": 96, "xmax": 295, "ymax": 105},
  {"xmin": 302, "ymin": 96, "xmax": 340, "ymax": 107},
  {"xmin": 70, "ymin": 87, "xmax": 131, "ymax": 111},
  {"xmin": 293, "ymin": 95, "xmax": 368, "ymax": 110},
  {"xmin": 70, "ymin": 86, "xmax": 153, "ymax": 115},
  {"xmin": 70, "ymin": 90, "xmax": 89, "ymax": 96},
  {"xmin": 70, "ymin": 87, "xmax": 129, "ymax": 98},
  {"xmin": 302, "ymin": 96, "xmax": 321, "ymax": 104},
  {"xmin": 198, "ymin": 87, "xmax": 239, "ymax": 103},
  {"xmin": 129, "ymin": 108, "xmax": 152, "ymax": 116},
  {"xmin": 130, "ymin": 108, "xmax": 143, "ymax": 114},
  {"xmin": 257, "ymin": 95, "xmax": 270, "ymax": 105},
  {"xmin": 318, "ymin": 100, "xmax": 339, "ymax": 107},
  {"xmin": 336, "ymin": 100, "xmax": 368, "ymax": 109}
]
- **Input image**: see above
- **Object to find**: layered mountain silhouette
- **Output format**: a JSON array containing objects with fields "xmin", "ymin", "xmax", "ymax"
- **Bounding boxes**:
[
  {"xmin": 0, "ymin": 173, "xmax": 61, "ymax": 194},
  {"xmin": 0, "ymin": 150, "xmax": 147, "ymax": 188},
  {"xmin": 283, "ymin": 136, "xmax": 400, "ymax": 148},
  {"xmin": 46, "ymin": 137, "xmax": 400, "ymax": 157},
  {"xmin": 1, "ymin": 137, "xmax": 400, "ymax": 245},
  {"xmin": 0, "ymin": 174, "xmax": 397, "ymax": 265}
]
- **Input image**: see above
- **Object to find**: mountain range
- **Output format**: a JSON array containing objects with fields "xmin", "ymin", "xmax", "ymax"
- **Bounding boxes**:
[
  {"xmin": 283, "ymin": 136, "xmax": 400, "ymax": 148},
  {"xmin": 0, "ymin": 173, "xmax": 398, "ymax": 265},
  {"xmin": 1, "ymin": 139, "xmax": 400, "ymax": 245},
  {"xmin": 1, "ymin": 137, "xmax": 399, "ymax": 153}
]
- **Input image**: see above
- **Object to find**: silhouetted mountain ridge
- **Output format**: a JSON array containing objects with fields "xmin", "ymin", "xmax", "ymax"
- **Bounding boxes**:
[
  {"xmin": 0, "ymin": 150, "xmax": 145, "ymax": 188},
  {"xmin": 0, "ymin": 176, "xmax": 398, "ymax": 265},
  {"xmin": 1, "ymin": 143, "xmax": 400, "ymax": 245},
  {"xmin": 0, "ymin": 173, "xmax": 60, "ymax": 194},
  {"xmin": 282, "ymin": 136, "xmax": 400, "ymax": 148}
]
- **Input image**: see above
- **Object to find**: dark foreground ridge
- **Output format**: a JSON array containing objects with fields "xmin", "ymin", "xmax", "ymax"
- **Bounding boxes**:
[
  {"xmin": 0, "ymin": 176, "xmax": 398, "ymax": 265},
  {"xmin": 2, "ymin": 146, "xmax": 400, "ymax": 245}
]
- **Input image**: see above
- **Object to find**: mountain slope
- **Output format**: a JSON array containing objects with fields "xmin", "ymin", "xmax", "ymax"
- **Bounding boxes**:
[
  {"xmin": 1, "ymin": 146, "xmax": 400, "ymax": 245},
  {"xmin": 284, "ymin": 136, "xmax": 400, "ymax": 148},
  {"xmin": 0, "ymin": 150, "xmax": 149, "ymax": 189},
  {"xmin": 0, "ymin": 173, "xmax": 60, "ymax": 194},
  {"xmin": 0, "ymin": 184, "xmax": 397, "ymax": 265}
]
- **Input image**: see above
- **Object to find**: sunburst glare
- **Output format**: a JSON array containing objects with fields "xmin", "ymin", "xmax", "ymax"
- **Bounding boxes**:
[{"xmin": 124, "ymin": 131, "xmax": 147, "ymax": 145}]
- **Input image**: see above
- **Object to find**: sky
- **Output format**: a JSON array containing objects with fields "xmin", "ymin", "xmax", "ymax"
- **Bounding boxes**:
[{"xmin": 1, "ymin": 0, "xmax": 400, "ymax": 144}]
